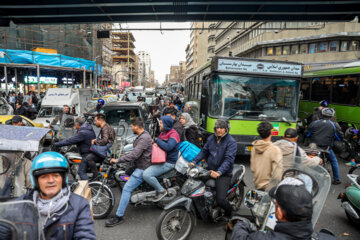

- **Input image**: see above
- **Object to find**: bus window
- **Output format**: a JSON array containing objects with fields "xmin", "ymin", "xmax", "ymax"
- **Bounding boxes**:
[
  {"xmin": 300, "ymin": 80, "xmax": 310, "ymax": 100},
  {"xmin": 210, "ymin": 75, "xmax": 299, "ymax": 121},
  {"xmin": 332, "ymin": 77, "xmax": 359, "ymax": 105},
  {"xmin": 310, "ymin": 77, "xmax": 330, "ymax": 101}
]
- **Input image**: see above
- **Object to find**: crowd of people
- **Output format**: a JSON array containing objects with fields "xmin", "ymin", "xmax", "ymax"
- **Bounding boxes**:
[
  {"xmin": 1, "ymin": 91, "xmax": 40, "ymax": 119},
  {"xmin": 2, "ymin": 92, "xmax": 347, "ymax": 239}
]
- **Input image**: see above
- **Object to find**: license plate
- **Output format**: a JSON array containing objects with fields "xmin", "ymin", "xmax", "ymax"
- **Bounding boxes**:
[{"xmin": 245, "ymin": 146, "xmax": 253, "ymax": 151}]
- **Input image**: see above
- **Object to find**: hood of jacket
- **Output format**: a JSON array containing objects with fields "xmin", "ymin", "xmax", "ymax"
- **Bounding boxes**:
[
  {"xmin": 273, "ymin": 139, "xmax": 296, "ymax": 156},
  {"xmin": 161, "ymin": 116, "xmax": 174, "ymax": 132},
  {"xmin": 252, "ymin": 140, "xmax": 273, "ymax": 154},
  {"xmin": 275, "ymin": 220, "xmax": 313, "ymax": 239},
  {"xmin": 79, "ymin": 122, "xmax": 93, "ymax": 132}
]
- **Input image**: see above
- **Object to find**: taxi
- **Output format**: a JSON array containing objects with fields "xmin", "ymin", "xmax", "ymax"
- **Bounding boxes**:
[{"xmin": 0, "ymin": 115, "xmax": 44, "ymax": 128}]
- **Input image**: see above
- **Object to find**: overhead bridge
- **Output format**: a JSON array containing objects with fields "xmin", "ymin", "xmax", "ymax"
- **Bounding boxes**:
[{"xmin": 0, "ymin": 0, "xmax": 360, "ymax": 26}]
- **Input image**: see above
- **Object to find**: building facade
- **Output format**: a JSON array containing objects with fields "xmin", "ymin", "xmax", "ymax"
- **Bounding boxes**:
[{"xmin": 137, "ymin": 51, "xmax": 151, "ymax": 87}]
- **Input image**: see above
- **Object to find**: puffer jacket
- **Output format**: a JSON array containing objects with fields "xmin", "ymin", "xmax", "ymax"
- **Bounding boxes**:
[
  {"xmin": 95, "ymin": 123, "xmax": 116, "ymax": 146},
  {"xmin": 231, "ymin": 220, "xmax": 338, "ymax": 240},
  {"xmin": 250, "ymin": 140, "xmax": 283, "ymax": 190},
  {"xmin": 193, "ymin": 133, "xmax": 237, "ymax": 176},
  {"xmin": 273, "ymin": 139, "xmax": 321, "ymax": 168},
  {"xmin": 18, "ymin": 189, "xmax": 96, "ymax": 240},
  {"xmin": 55, "ymin": 122, "xmax": 96, "ymax": 156}
]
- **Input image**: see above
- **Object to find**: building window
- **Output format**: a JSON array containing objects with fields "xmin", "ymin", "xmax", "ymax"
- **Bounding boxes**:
[
  {"xmin": 318, "ymin": 42, "xmax": 328, "ymax": 52},
  {"xmin": 332, "ymin": 77, "xmax": 359, "ymax": 105},
  {"xmin": 341, "ymin": 41, "xmax": 349, "ymax": 51},
  {"xmin": 350, "ymin": 41, "xmax": 359, "ymax": 51},
  {"xmin": 291, "ymin": 45, "xmax": 299, "ymax": 54},
  {"xmin": 300, "ymin": 44, "xmax": 308, "ymax": 54},
  {"xmin": 329, "ymin": 41, "xmax": 339, "ymax": 51},
  {"xmin": 267, "ymin": 47, "xmax": 274, "ymax": 55},
  {"xmin": 300, "ymin": 79, "xmax": 310, "ymax": 100},
  {"xmin": 309, "ymin": 43, "xmax": 317, "ymax": 54},
  {"xmin": 283, "ymin": 46, "xmax": 290, "ymax": 55},
  {"xmin": 275, "ymin": 46, "xmax": 282, "ymax": 55}
]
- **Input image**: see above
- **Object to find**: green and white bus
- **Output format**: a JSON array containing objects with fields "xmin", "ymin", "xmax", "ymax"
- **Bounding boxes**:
[
  {"xmin": 300, "ymin": 61, "xmax": 360, "ymax": 128},
  {"xmin": 185, "ymin": 57, "xmax": 303, "ymax": 155}
]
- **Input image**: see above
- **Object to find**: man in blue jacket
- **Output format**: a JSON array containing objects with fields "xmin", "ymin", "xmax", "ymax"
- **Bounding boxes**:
[
  {"xmin": 191, "ymin": 118, "xmax": 237, "ymax": 218},
  {"xmin": 55, "ymin": 117, "xmax": 96, "ymax": 180}
]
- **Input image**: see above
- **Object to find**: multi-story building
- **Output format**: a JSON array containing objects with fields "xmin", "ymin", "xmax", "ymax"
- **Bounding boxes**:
[
  {"xmin": 137, "ymin": 51, "xmax": 151, "ymax": 87},
  {"xmin": 112, "ymin": 31, "xmax": 136, "ymax": 87},
  {"xmin": 185, "ymin": 22, "xmax": 209, "ymax": 76},
  {"xmin": 169, "ymin": 65, "xmax": 180, "ymax": 83},
  {"xmin": 211, "ymin": 21, "xmax": 360, "ymax": 65},
  {"xmin": 98, "ymin": 24, "xmax": 113, "ymax": 88}
]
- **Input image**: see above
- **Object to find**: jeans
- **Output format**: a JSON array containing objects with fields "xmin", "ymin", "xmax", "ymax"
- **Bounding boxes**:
[
  {"xmin": 78, "ymin": 153, "xmax": 89, "ymax": 180},
  {"xmin": 215, "ymin": 175, "xmax": 233, "ymax": 218},
  {"xmin": 116, "ymin": 169, "xmax": 144, "ymax": 217},
  {"xmin": 142, "ymin": 162, "xmax": 175, "ymax": 193},
  {"xmin": 328, "ymin": 149, "xmax": 340, "ymax": 181}
]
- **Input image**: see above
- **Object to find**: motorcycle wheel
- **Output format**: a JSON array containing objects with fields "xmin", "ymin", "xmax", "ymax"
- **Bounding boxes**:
[
  {"xmin": 228, "ymin": 182, "xmax": 245, "ymax": 212},
  {"xmin": 89, "ymin": 182, "xmax": 114, "ymax": 219},
  {"xmin": 345, "ymin": 208, "xmax": 360, "ymax": 225},
  {"xmin": 156, "ymin": 207, "xmax": 195, "ymax": 240}
]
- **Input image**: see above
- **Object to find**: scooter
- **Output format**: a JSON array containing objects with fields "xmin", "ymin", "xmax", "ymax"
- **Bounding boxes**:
[
  {"xmin": 338, "ymin": 163, "xmax": 360, "ymax": 224},
  {"xmin": 155, "ymin": 164, "xmax": 246, "ymax": 240}
]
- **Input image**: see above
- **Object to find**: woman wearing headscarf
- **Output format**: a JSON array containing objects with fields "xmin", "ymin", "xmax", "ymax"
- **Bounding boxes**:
[{"xmin": 179, "ymin": 112, "xmax": 201, "ymax": 147}]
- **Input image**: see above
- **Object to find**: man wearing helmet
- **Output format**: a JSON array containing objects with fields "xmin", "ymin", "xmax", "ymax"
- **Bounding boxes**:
[
  {"xmin": 305, "ymin": 108, "xmax": 344, "ymax": 185},
  {"xmin": 311, "ymin": 100, "xmax": 329, "ymax": 122},
  {"xmin": 191, "ymin": 118, "xmax": 237, "ymax": 220},
  {"xmin": 96, "ymin": 98, "xmax": 105, "ymax": 112},
  {"xmin": 18, "ymin": 152, "xmax": 96, "ymax": 239}
]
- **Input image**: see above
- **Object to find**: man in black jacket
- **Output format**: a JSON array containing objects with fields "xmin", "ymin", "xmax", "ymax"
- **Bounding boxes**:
[
  {"xmin": 55, "ymin": 117, "xmax": 96, "ymax": 180},
  {"xmin": 105, "ymin": 117, "xmax": 152, "ymax": 227},
  {"xmin": 230, "ymin": 177, "xmax": 337, "ymax": 240},
  {"xmin": 305, "ymin": 108, "xmax": 343, "ymax": 185}
]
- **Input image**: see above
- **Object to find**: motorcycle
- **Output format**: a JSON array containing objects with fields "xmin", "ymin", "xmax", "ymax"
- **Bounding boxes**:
[
  {"xmin": 338, "ymin": 163, "xmax": 360, "ymax": 224},
  {"xmin": 89, "ymin": 160, "xmax": 187, "ymax": 219},
  {"xmin": 234, "ymin": 156, "xmax": 331, "ymax": 238},
  {"xmin": 155, "ymin": 164, "xmax": 246, "ymax": 240}
]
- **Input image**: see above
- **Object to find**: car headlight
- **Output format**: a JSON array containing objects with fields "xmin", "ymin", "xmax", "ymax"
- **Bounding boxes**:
[{"xmin": 188, "ymin": 168, "xmax": 199, "ymax": 178}]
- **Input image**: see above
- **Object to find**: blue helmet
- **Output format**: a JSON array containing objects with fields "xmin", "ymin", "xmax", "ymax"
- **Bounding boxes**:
[
  {"xmin": 31, "ymin": 152, "xmax": 68, "ymax": 189},
  {"xmin": 97, "ymin": 98, "xmax": 105, "ymax": 107},
  {"xmin": 319, "ymin": 100, "xmax": 329, "ymax": 107}
]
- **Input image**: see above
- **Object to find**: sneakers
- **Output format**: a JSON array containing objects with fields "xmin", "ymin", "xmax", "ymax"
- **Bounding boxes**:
[
  {"xmin": 105, "ymin": 216, "xmax": 124, "ymax": 227},
  {"xmin": 153, "ymin": 190, "xmax": 167, "ymax": 202},
  {"xmin": 345, "ymin": 161, "xmax": 356, "ymax": 166},
  {"xmin": 332, "ymin": 180, "xmax": 341, "ymax": 185}
]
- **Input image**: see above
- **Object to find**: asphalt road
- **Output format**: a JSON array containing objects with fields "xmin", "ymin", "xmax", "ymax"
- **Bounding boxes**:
[{"xmin": 94, "ymin": 157, "xmax": 360, "ymax": 240}]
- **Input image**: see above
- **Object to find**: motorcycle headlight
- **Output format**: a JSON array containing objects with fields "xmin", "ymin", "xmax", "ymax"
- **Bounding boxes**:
[{"xmin": 188, "ymin": 168, "xmax": 199, "ymax": 178}]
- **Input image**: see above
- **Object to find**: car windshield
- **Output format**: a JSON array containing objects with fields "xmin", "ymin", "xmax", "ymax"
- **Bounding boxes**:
[
  {"xmin": 101, "ymin": 108, "xmax": 141, "ymax": 126},
  {"xmin": 38, "ymin": 106, "xmax": 63, "ymax": 118},
  {"xmin": 210, "ymin": 74, "xmax": 299, "ymax": 121}
]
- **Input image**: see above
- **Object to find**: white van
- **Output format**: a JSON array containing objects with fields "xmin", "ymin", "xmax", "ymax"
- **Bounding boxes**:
[{"xmin": 34, "ymin": 88, "xmax": 92, "ymax": 127}]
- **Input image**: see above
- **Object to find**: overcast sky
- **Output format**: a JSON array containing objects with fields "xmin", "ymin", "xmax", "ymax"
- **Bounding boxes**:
[{"xmin": 123, "ymin": 22, "xmax": 190, "ymax": 84}]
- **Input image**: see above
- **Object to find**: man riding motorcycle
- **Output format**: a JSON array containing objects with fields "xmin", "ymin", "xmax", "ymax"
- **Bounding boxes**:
[
  {"xmin": 190, "ymin": 118, "xmax": 237, "ymax": 220},
  {"xmin": 54, "ymin": 117, "xmax": 96, "ymax": 180},
  {"xmin": 305, "ymin": 108, "xmax": 343, "ymax": 185},
  {"xmin": 230, "ymin": 177, "xmax": 337, "ymax": 240},
  {"xmin": 17, "ymin": 152, "xmax": 96, "ymax": 240}
]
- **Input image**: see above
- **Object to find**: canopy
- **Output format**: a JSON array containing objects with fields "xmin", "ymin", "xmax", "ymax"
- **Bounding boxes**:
[{"xmin": 0, "ymin": 125, "xmax": 49, "ymax": 152}]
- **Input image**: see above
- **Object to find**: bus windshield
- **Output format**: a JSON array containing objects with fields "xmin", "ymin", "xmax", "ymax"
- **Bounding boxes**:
[{"xmin": 210, "ymin": 75, "xmax": 299, "ymax": 121}]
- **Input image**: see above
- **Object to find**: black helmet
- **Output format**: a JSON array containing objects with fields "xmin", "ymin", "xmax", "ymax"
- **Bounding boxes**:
[{"xmin": 214, "ymin": 118, "xmax": 230, "ymax": 137}]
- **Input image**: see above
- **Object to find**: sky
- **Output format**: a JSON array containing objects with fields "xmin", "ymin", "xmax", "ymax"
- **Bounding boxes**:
[{"xmin": 123, "ymin": 22, "xmax": 190, "ymax": 84}]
